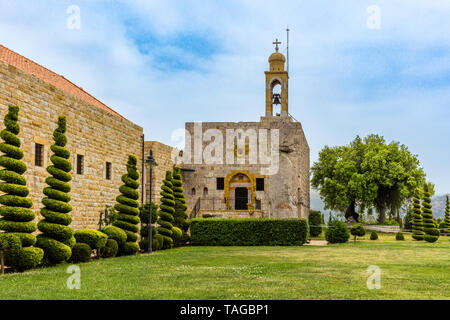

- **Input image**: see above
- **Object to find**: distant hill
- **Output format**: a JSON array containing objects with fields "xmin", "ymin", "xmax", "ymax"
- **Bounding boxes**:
[{"xmin": 432, "ymin": 194, "xmax": 449, "ymax": 219}]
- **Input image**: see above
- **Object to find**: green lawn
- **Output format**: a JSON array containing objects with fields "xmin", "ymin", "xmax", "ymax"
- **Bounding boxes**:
[{"xmin": 0, "ymin": 241, "xmax": 449, "ymax": 300}]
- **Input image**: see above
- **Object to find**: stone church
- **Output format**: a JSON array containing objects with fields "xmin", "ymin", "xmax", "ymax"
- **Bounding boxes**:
[
  {"xmin": 181, "ymin": 42, "xmax": 310, "ymax": 219},
  {"xmin": 0, "ymin": 40, "xmax": 310, "ymax": 232}
]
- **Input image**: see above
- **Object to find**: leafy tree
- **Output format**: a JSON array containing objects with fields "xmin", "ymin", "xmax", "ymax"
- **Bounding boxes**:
[
  {"xmin": 311, "ymin": 135, "xmax": 426, "ymax": 224},
  {"xmin": 36, "ymin": 116, "xmax": 74, "ymax": 265},
  {"xmin": 421, "ymin": 184, "xmax": 439, "ymax": 243},
  {"xmin": 112, "ymin": 155, "xmax": 140, "ymax": 255},
  {"xmin": 411, "ymin": 189, "xmax": 424, "ymax": 241},
  {"xmin": 172, "ymin": 166, "xmax": 190, "ymax": 245},
  {"xmin": 0, "ymin": 105, "xmax": 44, "ymax": 270},
  {"xmin": 350, "ymin": 223, "xmax": 366, "ymax": 242},
  {"xmin": 157, "ymin": 171, "xmax": 176, "ymax": 249}
]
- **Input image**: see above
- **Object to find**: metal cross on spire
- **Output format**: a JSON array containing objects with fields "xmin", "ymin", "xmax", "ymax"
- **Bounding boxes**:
[{"xmin": 273, "ymin": 38, "xmax": 281, "ymax": 52}]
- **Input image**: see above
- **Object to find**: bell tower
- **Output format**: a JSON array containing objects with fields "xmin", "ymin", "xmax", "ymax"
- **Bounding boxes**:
[{"xmin": 265, "ymin": 39, "xmax": 289, "ymax": 117}]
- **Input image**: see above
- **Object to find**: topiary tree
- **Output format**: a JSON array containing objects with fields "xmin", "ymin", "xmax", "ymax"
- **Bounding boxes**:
[
  {"xmin": 370, "ymin": 231, "xmax": 378, "ymax": 240},
  {"xmin": 411, "ymin": 189, "xmax": 424, "ymax": 241},
  {"xmin": 396, "ymin": 232, "xmax": 405, "ymax": 241},
  {"xmin": 442, "ymin": 195, "xmax": 450, "ymax": 235},
  {"xmin": 0, "ymin": 105, "xmax": 44, "ymax": 271},
  {"xmin": 36, "ymin": 116, "xmax": 74, "ymax": 265},
  {"xmin": 139, "ymin": 201, "xmax": 162, "ymax": 251},
  {"xmin": 422, "ymin": 184, "xmax": 439, "ymax": 243},
  {"xmin": 157, "ymin": 171, "xmax": 176, "ymax": 250},
  {"xmin": 100, "ymin": 239, "xmax": 118, "ymax": 258},
  {"xmin": 171, "ymin": 166, "xmax": 190, "ymax": 245},
  {"xmin": 112, "ymin": 155, "xmax": 140, "ymax": 256},
  {"xmin": 325, "ymin": 221, "xmax": 350, "ymax": 244},
  {"xmin": 70, "ymin": 243, "xmax": 92, "ymax": 263},
  {"xmin": 350, "ymin": 223, "xmax": 366, "ymax": 242},
  {"xmin": 308, "ymin": 210, "xmax": 323, "ymax": 237}
]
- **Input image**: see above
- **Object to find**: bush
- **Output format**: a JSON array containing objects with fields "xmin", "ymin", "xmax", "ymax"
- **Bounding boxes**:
[
  {"xmin": 156, "ymin": 171, "xmax": 176, "ymax": 250},
  {"xmin": 350, "ymin": 223, "xmax": 366, "ymax": 241},
  {"xmin": 36, "ymin": 116, "xmax": 74, "ymax": 264},
  {"xmin": 441, "ymin": 195, "xmax": 450, "ymax": 234},
  {"xmin": 70, "ymin": 243, "xmax": 92, "ymax": 263},
  {"xmin": 325, "ymin": 221, "xmax": 350, "ymax": 244},
  {"xmin": 112, "ymin": 155, "xmax": 140, "ymax": 256},
  {"xmin": 190, "ymin": 218, "xmax": 309, "ymax": 246},
  {"xmin": 370, "ymin": 231, "xmax": 378, "ymax": 240},
  {"xmin": 0, "ymin": 105, "xmax": 43, "ymax": 271},
  {"xmin": 74, "ymin": 229, "xmax": 108, "ymax": 250},
  {"xmin": 396, "ymin": 232, "xmax": 405, "ymax": 241},
  {"xmin": 101, "ymin": 225, "xmax": 127, "ymax": 246},
  {"xmin": 422, "ymin": 185, "xmax": 439, "ymax": 243},
  {"xmin": 139, "ymin": 233, "xmax": 164, "ymax": 252},
  {"xmin": 308, "ymin": 210, "xmax": 323, "ymax": 237},
  {"xmin": 100, "ymin": 239, "xmax": 118, "ymax": 258}
]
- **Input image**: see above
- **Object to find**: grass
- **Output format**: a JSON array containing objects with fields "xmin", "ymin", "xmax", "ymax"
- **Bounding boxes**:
[{"xmin": 0, "ymin": 240, "xmax": 449, "ymax": 300}]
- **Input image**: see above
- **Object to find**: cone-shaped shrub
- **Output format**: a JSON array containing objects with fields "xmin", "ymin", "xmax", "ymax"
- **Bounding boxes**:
[
  {"xmin": 422, "ymin": 184, "xmax": 439, "ymax": 243},
  {"xmin": 442, "ymin": 195, "xmax": 450, "ymax": 234},
  {"xmin": 172, "ymin": 166, "xmax": 190, "ymax": 245},
  {"xmin": 0, "ymin": 105, "xmax": 43, "ymax": 271},
  {"xmin": 411, "ymin": 188, "xmax": 424, "ymax": 241},
  {"xmin": 112, "ymin": 155, "xmax": 140, "ymax": 255},
  {"xmin": 139, "ymin": 201, "xmax": 162, "ymax": 251},
  {"xmin": 36, "ymin": 116, "xmax": 74, "ymax": 264},
  {"xmin": 157, "ymin": 171, "xmax": 175, "ymax": 249}
]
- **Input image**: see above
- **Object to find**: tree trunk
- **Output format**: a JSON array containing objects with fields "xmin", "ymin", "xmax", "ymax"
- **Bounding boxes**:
[{"xmin": 378, "ymin": 202, "xmax": 386, "ymax": 224}]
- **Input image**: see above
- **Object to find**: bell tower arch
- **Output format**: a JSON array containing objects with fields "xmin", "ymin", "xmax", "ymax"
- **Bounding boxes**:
[{"xmin": 265, "ymin": 39, "xmax": 289, "ymax": 117}]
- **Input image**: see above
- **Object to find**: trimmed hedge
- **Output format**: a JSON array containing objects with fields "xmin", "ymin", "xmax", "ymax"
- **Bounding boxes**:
[
  {"xmin": 100, "ymin": 239, "xmax": 118, "ymax": 258},
  {"xmin": 36, "ymin": 116, "xmax": 74, "ymax": 264},
  {"xmin": 74, "ymin": 229, "xmax": 108, "ymax": 250},
  {"xmin": 101, "ymin": 225, "xmax": 127, "ymax": 246},
  {"xmin": 308, "ymin": 210, "xmax": 323, "ymax": 237},
  {"xmin": 190, "ymin": 218, "xmax": 309, "ymax": 246},
  {"xmin": 325, "ymin": 221, "xmax": 350, "ymax": 244},
  {"xmin": 396, "ymin": 232, "xmax": 405, "ymax": 241},
  {"xmin": 370, "ymin": 231, "xmax": 378, "ymax": 240},
  {"xmin": 0, "ymin": 105, "xmax": 43, "ymax": 271},
  {"xmin": 112, "ymin": 155, "xmax": 140, "ymax": 256},
  {"xmin": 70, "ymin": 243, "xmax": 92, "ymax": 263}
]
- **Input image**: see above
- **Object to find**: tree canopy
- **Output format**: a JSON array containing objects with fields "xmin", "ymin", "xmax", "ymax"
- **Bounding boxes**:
[{"xmin": 311, "ymin": 134, "xmax": 426, "ymax": 223}]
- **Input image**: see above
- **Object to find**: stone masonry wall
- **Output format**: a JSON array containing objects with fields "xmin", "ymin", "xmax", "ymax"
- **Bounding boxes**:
[
  {"xmin": 143, "ymin": 141, "xmax": 178, "ymax": 205},
  {"xmin": 0, "ymin": 61, "xmax": 143, "ymax": 230}
]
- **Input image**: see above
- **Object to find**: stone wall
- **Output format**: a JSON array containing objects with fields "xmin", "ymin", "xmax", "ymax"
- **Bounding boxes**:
[
  {"xmin": 0, "ymin": 60, "xmax": 143, "ymax": 230},
  {"xmin": 143, "ymin": 141, "xmax": 178, "ymax": 204}
]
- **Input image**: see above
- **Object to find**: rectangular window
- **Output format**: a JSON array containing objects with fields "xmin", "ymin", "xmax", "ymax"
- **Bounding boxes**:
[
  {"xmin": 256, "ymin": 178, "xmax": 265, "ymax": 191},
  {"xmin": 35, "ymin": 143, "xmax": 44, "ymax": 167},
  {"xmin": 106, "ymin": 162, "xmax": 111, "ymax": 180},
  {"xmin": 216, "ymin": 177, "xmax": 225, "ymax": 190},
  {"xmin": 76, "ymin": 154, "xmax": 84, "ymax": 175}
]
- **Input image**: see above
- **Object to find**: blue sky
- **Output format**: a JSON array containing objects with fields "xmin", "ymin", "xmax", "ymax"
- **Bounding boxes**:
[{"xmin": 0, "ymin": 0, "xmax": 449, "ymax": 200}]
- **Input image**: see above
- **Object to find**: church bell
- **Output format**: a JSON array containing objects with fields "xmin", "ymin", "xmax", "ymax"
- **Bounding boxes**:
[{"xmin": 272, "ymin": 93, "xmax": 281, "ymax": 105}]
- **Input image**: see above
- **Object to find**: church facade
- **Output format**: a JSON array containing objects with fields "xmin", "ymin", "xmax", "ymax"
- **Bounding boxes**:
[{"xmin": 181, "ymin": 44, "xmax": 310, "ymax": 219}]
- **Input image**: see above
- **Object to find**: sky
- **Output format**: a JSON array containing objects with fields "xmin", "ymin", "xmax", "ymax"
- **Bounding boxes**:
[{"xmin": 0, "ymin": 0, "xmax": 449, "ymax": 202}]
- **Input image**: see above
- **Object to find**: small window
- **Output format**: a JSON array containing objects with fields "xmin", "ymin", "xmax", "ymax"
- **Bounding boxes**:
[
  {"xmin": 105, "ymin": 162, "xmax": 111, "ymax": 180},
  {"xmin": 191, "ymin": 188, "xmax": 196, "ymax": 196},
  {"xmin": 216, "ymin": 177, "xmax": 225, "ymax": 190},
  {"xmin": 255, "ymin": 199, "xmax": 262, "ymax": 210},
  {"xmin": 76, "ymin": 155, "xmax": 84, "ymax": 175},
  {"xmin": 35, "ymin": 143, "xmax": 44, "ymax": 167},
  {"xmin": 256, "ymin": 178, "xmax": 265, "ymax": 191},
  {"xmin": 203, "ymin": 187, "xmax": 208, "ymax": 196}
]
